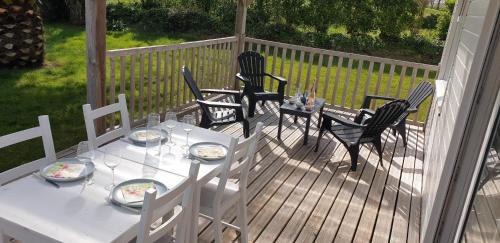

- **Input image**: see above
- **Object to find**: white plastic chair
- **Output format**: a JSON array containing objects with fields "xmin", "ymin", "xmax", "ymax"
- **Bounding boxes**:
[
  {"xmin": 137, "ymin": 160, "xmax": 200, "ymax": 243},
  {"xmin": 0, "ymin": 115, "xmax": 56, "ymax": 186},
  {"xmin": 83, "ymin": 94, "xmax": 131, "ymax": 149},
  {"xmin": 199, "ymin": 122, "xmax": 264, "ymax": 243}
]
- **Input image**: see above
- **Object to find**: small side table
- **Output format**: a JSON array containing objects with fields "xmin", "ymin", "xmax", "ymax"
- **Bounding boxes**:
[{"xmin": 278, "ymin": 98, "xmax": 326, "ymax": 145}]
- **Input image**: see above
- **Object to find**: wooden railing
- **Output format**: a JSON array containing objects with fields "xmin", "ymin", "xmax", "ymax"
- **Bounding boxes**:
[
  {"xmin": 105, "ymin": 37, "xmax": 238, "ymax": 127},
  {"xmin": 244, "ymin": 37, "xmax": 440, "ymax": 124},
  {"xmin": 104, "ymin": 36, "xmax": 439, "ymax": 128}
]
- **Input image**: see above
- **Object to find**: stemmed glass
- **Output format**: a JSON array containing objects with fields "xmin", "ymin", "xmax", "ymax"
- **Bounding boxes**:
[
  {"xmin": 76, "ymin": 141, "xmax": 94, "ymax": 185},
  {"xmin": 147, "ymin": 113, "xmax": 161, "ymax": 156},
  {"xmin": 164, "ymin": 111, "xmax": 177, "ymax": 147},
  {"xmin": 103, "ymin": 149, "xmax": 122, "ymax": 191},
  {"xmin": 182, "ymin": 115, "xmax": 195, "ymax": 156}
]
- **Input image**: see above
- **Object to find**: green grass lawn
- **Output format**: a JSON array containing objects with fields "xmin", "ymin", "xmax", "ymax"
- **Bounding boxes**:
[
  {"xmin": 0, "ymin": 23, "xmax": 211, "ymax": 172},
  {"xmin": 0, "ymin": 22, "xmax": 438, "ymax": 173}
]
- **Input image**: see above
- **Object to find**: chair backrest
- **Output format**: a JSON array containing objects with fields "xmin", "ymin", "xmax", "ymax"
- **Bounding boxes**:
[
  {"xmin": 182, "ymin": 66, "xmax": 205, "ymax": 102},
  {"xmin": 362, "ymin": 100, "xmax": 410, "ymax": 139},
  {"xmin": 182, "ymin": 66, "xmax": 214, "ymax": 118},
  {"xmin": 0, "ymin": 115, "xmax": 56, "ymax": 186},
  {"xmin": 83, "ymin": 94, "xmax": 131, "ymax": 149},
  {"xmin": 229, "ymin": 122, "xmax": 264, "ymax": 189},
  {"xmin": 407, "ymin": 81, "xmax": 434, "ymax": 110},
  {"xmin": 238, "ymin": 51, "xmax": 266, "ymax": 90},
  {"xmin": 137, "ymin": 160, "xmax": 200, "ymax": 243}
]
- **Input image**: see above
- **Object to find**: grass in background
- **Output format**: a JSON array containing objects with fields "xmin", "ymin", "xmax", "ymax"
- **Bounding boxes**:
[{"xmin": 0, "ymin": 22, "xmax": 210, "ymax": 172}]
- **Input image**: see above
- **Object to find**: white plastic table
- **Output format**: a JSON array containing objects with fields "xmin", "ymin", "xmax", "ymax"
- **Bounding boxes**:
[{"xmin": 0, "ymin": 121, "xmax": 234, "ymax": 243}]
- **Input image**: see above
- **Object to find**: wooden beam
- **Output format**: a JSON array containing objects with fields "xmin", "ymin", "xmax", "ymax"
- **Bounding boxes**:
[
  {"xmin": 85, "ymin": 0, "xmax": 107, "ymax": 134},
  {"xmin": 231, "ymin": 0, "xmax": 248, "ymax": 90}
]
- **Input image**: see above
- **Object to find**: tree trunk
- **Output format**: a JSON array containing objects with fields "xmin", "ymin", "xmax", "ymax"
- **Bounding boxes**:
[{"xmin": 0, "ymin": 0, "xmax": 44, "ymax": 67}]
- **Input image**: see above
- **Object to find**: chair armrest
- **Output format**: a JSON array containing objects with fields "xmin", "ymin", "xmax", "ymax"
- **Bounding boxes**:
[
  {"xmin": 361, "ymin": 95, "xmax": 397, "ymax": 108},
  {"xmin": 265, "ymin": 73, "xmax": 287, "ymax": 84},
  {"xmin": 236, "ymin": 73, "xmax": 251, "ymax": 83},
  {"xmin": 200, "ymin": 89, "xmax": 240, "ymax": 96},
  {"xmin": 197, "ymin": 100, "xmax": 242, "ymax": 109},
  {"xmin": 324, "ymin": 113, "xmax": 365, "ymax": 128},
  {"xmin": 408, "ymin": 107, "xmax": 418, "ymax": 113}
]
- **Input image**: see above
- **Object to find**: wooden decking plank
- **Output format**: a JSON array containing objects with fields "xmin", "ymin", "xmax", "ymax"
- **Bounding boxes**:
[
  {"xmin": 245, "ymin": 132, "xmax": 334, "ymax": 242},
  {"xmin": 314, "ymin": 137, "xmax": 383, "ymax": 242},
  {"xmin": 407, "ymin": 126, "xmax": 423, "ymax": 243},
  {"xmin": 255, "ymin": 136, "xmax": 340, "ymax": 242},
  {"xmin": 390, "ymin": 127, "xmax": 415, "ymax": 242},
  {"xmin": 275, "ymin": 143, "xmax": 344, "ymax": 242},
  {"xmin": 333, "ymin": 133, "xmax": 391, "ymax": 242},
  {"xmin": 352, "ymin": 133, "xmax": 400, "ymax": 243},
  {"xmin": 198, "ymin": 116, "xmax": 316, "ymax": 241},
  {"xmin": 211, "ymin": 129, "xmax": 322, "ymax": 242},
  {"xmin": 371, "ymin": 133, "xmax": 406, "ymax": 242}
]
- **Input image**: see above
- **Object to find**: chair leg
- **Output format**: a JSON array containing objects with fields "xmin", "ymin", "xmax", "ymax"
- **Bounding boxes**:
[
  {"xmin": 237, "ymin": 195, "xmax": 248, "ymax": 243},
  {"xmin": 242, "ymin": 120, "xmax": 250, "ymax": 138},
  {"xmin": 248, "ymin": 98, "xmax": 256, "ymax": 118},
  {"xmin": 261, "ymin": 100, "xmax": 265, "ymax": 107},
  {"xmin": 348, "ymin": 145, "xmax": 360, "ymax": 171},
  {"xmin": 395, "ymin": 122, "xmax": 407, "ymax": 147},
  {"xmin": 213, "ymin": 213, "xmax": 224, "ymax": 243},
  {"xmin": 373, "ymin": 136, "xmax": 383, "ymax": 161},
  {"xmin": 315, "ymin": 127, "xmax": 325, "ymax": 152}
]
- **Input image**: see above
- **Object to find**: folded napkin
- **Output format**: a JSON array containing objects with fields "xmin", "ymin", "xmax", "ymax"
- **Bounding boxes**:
[
  {"xmin": 196, "ymin": 146, "xmax": 226, "ymax": 160},
  {"xmin": 120, "ymin": 182, "xmax": 156, "ymax": 203},
  {"xmin": 44, "ymin": 162, "xmax": 85, "ymax": 179}
]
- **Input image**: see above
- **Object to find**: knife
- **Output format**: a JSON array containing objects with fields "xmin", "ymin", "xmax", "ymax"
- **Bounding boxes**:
[{"xmin": 33, "ymin": 173, "xmax": 60, "ymax": 188}]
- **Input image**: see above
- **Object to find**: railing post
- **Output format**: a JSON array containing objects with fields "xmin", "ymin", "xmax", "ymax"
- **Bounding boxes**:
[
  {"xmin": 232, "ymin": 0, "xmax": 249, "ymax": 90},
  {"xmin": 85, "ymin": 0, "xmax": 107, "ymax": 135}
]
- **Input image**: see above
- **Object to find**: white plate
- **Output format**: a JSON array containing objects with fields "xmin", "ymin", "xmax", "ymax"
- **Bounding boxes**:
[
  {"xmin": 40, "ymin": 158, "xmax": 95, "ymax": 182},
  {"xmin": 189, "ymin": 142, "xmax": 228, "ymax": 161}
]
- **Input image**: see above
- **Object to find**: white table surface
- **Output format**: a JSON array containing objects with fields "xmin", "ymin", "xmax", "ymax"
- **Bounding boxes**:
[{"xmin": 0, "ymin": 121, "xmax": 234, "ymax": 243}]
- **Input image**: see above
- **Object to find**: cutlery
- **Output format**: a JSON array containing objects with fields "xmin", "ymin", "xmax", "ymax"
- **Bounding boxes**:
[{"xmin": 33, "ymin": 173, "xmax": 60, "ymax": 188}]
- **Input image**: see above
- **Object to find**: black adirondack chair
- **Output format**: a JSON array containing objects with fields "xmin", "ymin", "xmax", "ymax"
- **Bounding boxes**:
[
  {"xmin": 353, "ymin": 81, "xmax": 433, "ymax": 146},
  {"xmin": 315, "ymin": 100, "xmax": 410, "ymax": 171},
  {"xmin": 182, "ymin": 66, "xmax": 250, "ymax": 137},
  {"xmin": 236, "ymin": 51, "xmax": 288, "ymax": 117}
]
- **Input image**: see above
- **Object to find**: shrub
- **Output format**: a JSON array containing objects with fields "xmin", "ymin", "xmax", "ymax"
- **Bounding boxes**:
[
  {"xmin": 436, "ymin": 11, "xmax": 451, "ymax": 40},
  {"xmin": 445, "ymin": 0, "xmax": 456, "ymax": 12},
  {"xmin": 338, "ymin": 0, "xmax": 376, "ymax": 36},
  {"xmin": 373, "ymin": 0, "xmax": 420, "ymax": 41},
  {"xmin": 422, "ymin": 13, "xmax": 439, "ymax": 29}
]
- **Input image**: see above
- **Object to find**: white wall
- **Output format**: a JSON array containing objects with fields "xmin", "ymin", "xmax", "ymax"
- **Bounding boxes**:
[{"xmin": 422, "ymin": 0, "xmax": 496, "ymax": 241}]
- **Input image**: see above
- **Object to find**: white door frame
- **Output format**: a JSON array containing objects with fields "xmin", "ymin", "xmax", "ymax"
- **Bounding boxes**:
[{"xmin": 431, "ymin": 12, "xmax": 500, "ymax": 243}]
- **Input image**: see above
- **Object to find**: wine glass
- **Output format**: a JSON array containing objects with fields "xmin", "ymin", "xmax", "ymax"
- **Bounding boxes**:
[
  {"xmin": 182, "ymin": 115, "xmax": 195, "ymax": 155},
  {"xmin": 147, "ymin": 113, "xmax": 161, "ymax": 156},
  {"xmin": 103, "ymin": 149, "xmax": 122, "ymax": 191},
  {"xmin": 164, "ymin": 111, "xmax": 177, "ymax": 147},
  {"xmin": 76, "ymin": 141, "xmax": 94, "ymax": 185}
]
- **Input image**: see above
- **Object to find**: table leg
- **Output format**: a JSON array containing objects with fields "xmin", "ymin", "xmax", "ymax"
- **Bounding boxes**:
[
  {"xmin": 294, "ymin": 115, "xmax": 298, "ymax": 124},
  {"xmin": 318, "ymin": 105, "xmax": 324, "ymax": 128},
  {"xmin": 278, "ymin": 112, "xmax": 284, "ymax": 140},
  {"xmin": 304, "ymin": 116, "xmax": 311, "ymax": 145},
  {"xmin": 188, "ymin": 183, "xmax": 201, "ymax": 243}
]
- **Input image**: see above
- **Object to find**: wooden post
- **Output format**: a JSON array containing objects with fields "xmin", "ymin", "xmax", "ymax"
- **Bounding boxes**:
[
  {"xmin": 85, "ymin": 0, "xmax": 107, "ymax": 134},
  {"xmin": 231, "ymin": 0, "xmax": 249, "ymax": 90}
]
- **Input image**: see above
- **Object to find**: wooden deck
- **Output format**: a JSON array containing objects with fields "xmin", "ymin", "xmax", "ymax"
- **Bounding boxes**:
[
  {"xmin": 57, "ymin": 101, "xmax": 424, "ymax": 243},
  {"xmin": 195, "ymin": 102, "xmax": 424, "ymax": 243}
]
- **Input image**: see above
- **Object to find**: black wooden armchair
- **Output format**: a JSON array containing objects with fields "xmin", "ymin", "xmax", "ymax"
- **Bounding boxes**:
[
  {"xmin": 315, "ymin": 100, "xmax": 410, "ymax": 171},
  {"xmin": 236, "ymin": 51, "xmax": 287, "ymax": 117},
  {"xmin": 182, "ymin": 66, "xmax": 250, "ymax": 137},
  {"xmin": 353, "ymin": 81, "xmax": 433, "ymax": 146}
]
